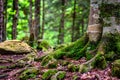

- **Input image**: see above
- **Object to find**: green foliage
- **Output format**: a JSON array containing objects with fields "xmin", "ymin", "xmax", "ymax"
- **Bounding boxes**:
[
  {"xmin": 37, "ymin": 40, "xmax": 51, "ymax": 51},
  {"xmin": 42, "ymin": 70, "xmax": 58, "ymax": 80},
  {"xmin": 51, "ymin": 34, "xmax": 89, "ymax": 59},
  {"xmin": 19, "ymin": 67, "xmax": 39, "ymax": 80},
  {"xmin": 6, "ymin": 0, "xmax": 89, "ymax": 46},
  {"xmin": 112, "ymin": 59, "xmax": 120, "ymax": 78},
  {"xmin": 51, "ymin": 71, "xmax": 66, "ymax": 80},
  {"xmin": 68, "ymin": 64, "xmax": 79, "ymax": 72},
  {"xmin": 93, "ymin": 55, "xmax": 107, "ymax": 69}
]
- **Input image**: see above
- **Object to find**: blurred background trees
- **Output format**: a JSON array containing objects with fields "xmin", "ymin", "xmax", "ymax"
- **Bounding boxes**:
[{"xmin": 0, "ymin": 0, "xmax": 90, "ymax": 46}]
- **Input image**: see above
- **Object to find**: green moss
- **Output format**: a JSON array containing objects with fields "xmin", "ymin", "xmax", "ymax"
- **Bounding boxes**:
[
  {"xmin": 0, "ymin": 66, "xmax": 7, "ymax": 69},
  {"xmin": 41, "ymin": 55, "xmax": 56, "ymax": 66},
  {"xmin": 105, "ymin": 51, "xmax": 115, "ymax": 61},
  {"xmin": 37, "ymin": 40, "xmax": 51, "ymax": 51},
  {"xmin": 79, "ymin": 64, "xmax": 89, "ymax": 73},
  {"xmin": 72, "ymin": 75, "xmax": 79, "ymax": 80},
  {"xmin": 59, "ymin": 60, "xmax": 70, "ymax": 66},
  {"xmin": 47, "ymin": 60, "xmax": 58, "ymax": 68},
  {"xmin": 19, "ymin": 67, "xmax": 39, "ymax": 80},
  {"xmin": 51, "ymin": 71, "xmax": 66, "ymax": 80},
  {"xmin": 93, "ymin": 55, "xmax": 107, "ymax": 69},
  {"xmin": 51, "ymin": 34, "xmax": 89, "ymax": 59},
  {"xmin": 68, "ymin": 64, "xmax": 79, "ymax": 72},
  {"xmin": 112, "ymin": 59, "xmax": 120, "ymax": 78},
  {"xmin": 42, "ymin": 70, "xmax": 58, "ymax": 80}
]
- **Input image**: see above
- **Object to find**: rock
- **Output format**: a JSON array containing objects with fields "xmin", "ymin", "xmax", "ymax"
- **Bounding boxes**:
[
  {"xmin": 112, "ymin": 59, "xmax": 120, "ymax": 78},
  {"xmin": 0, "ymin": 40, "xmax": 34, "ymax": 54}
]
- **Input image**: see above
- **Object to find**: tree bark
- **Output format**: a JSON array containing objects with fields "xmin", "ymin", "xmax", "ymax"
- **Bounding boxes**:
[
  {"xmin": 35, "ymin": 0, "xmax": 41, "ymax": 40},
  {"xmin": 71, "ymin": 0, "xmax": 76, "ymax": 42},
  {"xmin": 41, "ymin": 0, "xmax": 45, "ymax": 39},
  {"xmin": 2, "ymin": 0, "xmax": 7, "ymax": 41},
  {"xmin": 0, "ymin": 0, "xmax": 4, "ymax": 42},
  {"xmin": 58, "ymin": 0, "xmax": 65, "ymax": 44},
  {"xmin": 12, "ymin": 0, "xmax": 18, "ymax": 39},
  {"xmin": 87, "ymin": 0, "xmax": 102, "ymax": 43}
]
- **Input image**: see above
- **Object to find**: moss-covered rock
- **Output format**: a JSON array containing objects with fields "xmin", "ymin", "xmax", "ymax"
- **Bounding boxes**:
[
  {"xmin": 112, "ymin": 59, "xmax": 120, "ymax": 78},
  {"xmin": 37, "ymin": 40, "xmax": 51, "ymax": 51},
  {"xmin": 51, "ymin": 71, "xmax": 66, "ymax": 80},
  {"xmin": 93, "ymin": 55, "xmax": 107, "ymax": 69},
  {"xmin": 42, "ymin": 69, "xmax": 57, "ymax": 80},
  {"xmin": 68, "ymin": 64, "xmax": 79, "ymax": 72},
  {"xmin": 19, "ymin": 67, "xmax": 39, "ymax": 80},
  {"xmin": 41, "ymin": 55, "xmax": 57, "ymax": 67},
  {"xmin": 0, "ymin": 40, "xmax": 34, "ymax": 54}
]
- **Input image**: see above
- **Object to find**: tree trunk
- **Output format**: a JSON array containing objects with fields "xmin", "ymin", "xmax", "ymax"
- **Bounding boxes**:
[
  {"xmin": 41, "ymin": 0, "xmax": 45, "ymax": 39},
  {"xmin": 58, "ymin": 0, "xmax": 65, "ymax": 44},
  {"xmin": 35, "ymin": 0, "xmax": 41, "ymax": 40},
  {"xmin": 87, "ymin": 0, "xmax": 102, "ymax": 43},
  {"xmin": 71, "ymin": 0, "xmax": 76, "ymax": 42},
  {"xmin": 0, "ymin": 0, "xmax": 4, "ymax": 42},
  {"xmin": 2, "ymin": 0, "xmax": 7, "ymax": 41},
  {"xmin": 28, "ymin": 0, "xmax": 34, "ymax": 46},
  {"xmin": 12, "ymin": 0, "xmax": 18, "ymax": 39}
]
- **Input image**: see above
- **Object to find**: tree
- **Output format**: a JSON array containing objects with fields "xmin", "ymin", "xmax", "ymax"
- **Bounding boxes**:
[
  {"xmin": 3, "ymin": 0, "xmax": 7, "ymax": 41},
  {"xmin": 41, "ymin": 0, "xmax": 45, "ymax": 39},
  {"xmin": 71, "ymin": 0, "xmax": 76, "ymax": 42},
  {"xmin": 35, "ymin": 0, "xmax": 41, "ymax": 40},
  {"xmin": 0, "ymin": 0, "xmax": 4, "ymax": 42},
  {"xmin": 58, "ymin": 0, "xmax": 65, "ymax": 44},
  {"xmin": 12, "ymin": 0, "xmax": 19, "ymax": 39}
]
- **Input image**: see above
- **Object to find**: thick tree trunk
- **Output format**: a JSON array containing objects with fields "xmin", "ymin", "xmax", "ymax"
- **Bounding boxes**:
[
  {"xmin": 71, "ymin": 0, "xmax": 76, "ymax": 42},
  {"xmin": 0, "ymin": 0, "xmax": 4, "ymax": 42},
  {"xmin": 12, "ymin": 0, "xmax": 18, "ymax": 39},
  {"xmin": 58, "ymin": 0, "xmax": 65, "ymax": 44},
  {"xmin": 87, "ymin": 0, "xmax": 102, "ymax": 43},
  {"xmin": 35, "ymin": 0, "xmax": 40, "ymax": 40},
  {"xmin": 41, "ymin": 0, "xmax": 45, "ymax": 39}
]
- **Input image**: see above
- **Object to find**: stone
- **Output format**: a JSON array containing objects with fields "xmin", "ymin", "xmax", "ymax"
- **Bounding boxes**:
[{"xmin": 0, "ymin": 40, "xmax": 34, "ymax": 54}]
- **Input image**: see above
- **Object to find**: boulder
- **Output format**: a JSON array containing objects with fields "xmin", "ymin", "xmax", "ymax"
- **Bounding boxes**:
[{"xmin": 0, "ymin": 40, "xmax": 34, "ymax": 54}]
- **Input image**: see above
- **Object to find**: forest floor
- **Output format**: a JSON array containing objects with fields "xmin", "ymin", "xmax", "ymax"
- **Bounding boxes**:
[{"xmin": 0, "ymin": 51, "xmax": 119, "ymax": 80}]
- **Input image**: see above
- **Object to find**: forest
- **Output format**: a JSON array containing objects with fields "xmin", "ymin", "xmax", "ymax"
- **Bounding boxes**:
[{"xmin": 0, "ymin": 0, "xmax": 120, "ymax": 80}]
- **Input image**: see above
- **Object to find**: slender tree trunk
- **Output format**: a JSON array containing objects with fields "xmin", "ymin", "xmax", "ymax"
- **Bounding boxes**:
[
  {"xmin": 2, "ymin": 0, "xmax": 7, "ymax": 41},
  {"xmin": 81, "ymin": 19, "xmax": 84, "ymax": 35},
  {"xmin": 28, "ymin": 0, "xmax": 34, "ymax": 46},
  {"xmin": 58, "ymin": 0, "xmax": 65, "ymax": 44},
  {"xmin": 41, "ymin": 0, "xmax": 45, "ymax": 39},
  {"xmin": 0, "ymin": 0, "xmax": 4, "ymax": 42},
  {"xmin": 12, "ymin": 0, "xmax": 18, "ymax": 39},
  {"xmin": 71, "ymin": 0, "xmax": 76, "ymax": 42},
  {"xmin": 35, "ymin": 0, "xmax": 40, "ymax": 40}
]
